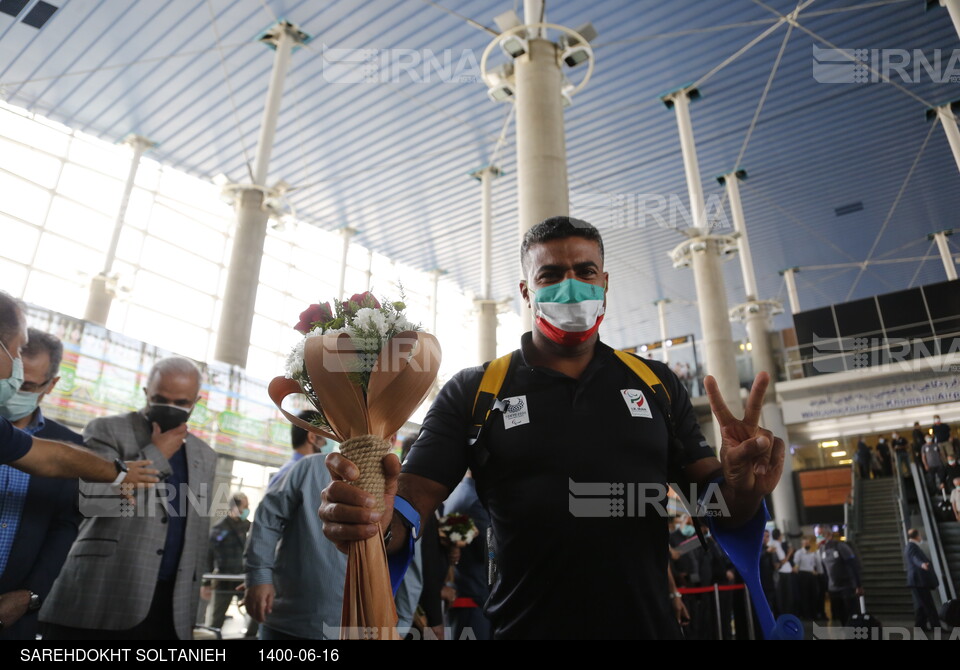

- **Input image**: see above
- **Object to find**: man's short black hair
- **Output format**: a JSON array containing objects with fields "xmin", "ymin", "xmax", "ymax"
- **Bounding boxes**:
[
  {"xmin": 772, "ymin": 528, "xmax": 782, "ymax": 540},
  {"xmin": 292, "ymin": 410, "xmax": 323, "ymax": 449},
  {"xmin": 520, "ymin": 216, "xmax": 604, "ymax": 276},
  {"xmin": 0, "ymin": 291, "xmax": 24, "ymax": 349},
  {"xmin": 23, "ymin": 328, "xmax": 63, "ymax": 382}
]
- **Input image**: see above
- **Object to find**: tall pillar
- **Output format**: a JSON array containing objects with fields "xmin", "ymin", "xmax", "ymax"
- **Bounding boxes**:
[
  {"xmin": 721, "ymin": 169, "xmax": 797, "ymax": 534},
  {"xmin": 515, "ymin": 7, "xmax": 569, "ymax": 333},
  {"xmin": 429, "ymin": 269, "xmax": 444, "ymax": 335},
  {"xmin": 655, "ymin": 298, "xmax": 670, "ymax": 363},
  {"xmin": 471, "ymin": 165, "xmax": 502, "ymax": 363},
  {"xmin": 215, "ymin": 22, "xmax": 309, "ymax": 367},
  {"xmin": 940, "ymin": 0, "xmax": 960, "ymax": 42},
  {"xmin": 932, "ymin": 230, "xmax": 958, "ymax": 280},
  {"xmin": 337, "ymin": 227, "xmax": 356, "ymax": 299},
  {"xmin": 780, "ymin": 267, "xmax": 801, "ymax": 314},
  {"xmin": 84, "ymin": 134, "xmax": 155, "ymax": 326},
  {"xmin": 934, "ymin": 103, "xmax": 960, "ymax": 174},
  {"xmin": 662, "ymin": 87, "xmax": 741, "ymax": 429}
]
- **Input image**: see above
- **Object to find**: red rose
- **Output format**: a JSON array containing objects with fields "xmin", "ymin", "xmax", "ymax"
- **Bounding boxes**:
[
  {"xmin": 348, "ymin": 292, "xmax": 381, "ymax": 309},
  {"xmin": 294, "ymin": 302, "xmax": 333, "ymax": 333}
]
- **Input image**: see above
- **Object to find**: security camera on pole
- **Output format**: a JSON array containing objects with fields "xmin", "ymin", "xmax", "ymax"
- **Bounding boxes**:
[{"xmin": 480, "ymin": 3, "xmax": 596, "ymax": 331}]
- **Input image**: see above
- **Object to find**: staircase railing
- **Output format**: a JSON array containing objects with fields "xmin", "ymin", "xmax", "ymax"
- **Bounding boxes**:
[
  {"xmin": 909, "ymin": 461, "xmax": 956, "ymax": 602},
  {"xmin": 845, "ymin": 461, "xmax": 861, "ymax": 545}
]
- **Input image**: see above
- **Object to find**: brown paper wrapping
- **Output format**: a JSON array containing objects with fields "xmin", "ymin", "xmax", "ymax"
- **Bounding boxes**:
[{"xmin": 269, "ymin": 330, "xmax": 441, "ymax": 640}]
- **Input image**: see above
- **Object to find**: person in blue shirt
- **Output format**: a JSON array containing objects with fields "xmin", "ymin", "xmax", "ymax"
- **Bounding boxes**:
[
  {"xmin": 0, "ymin": 328, "xmax": 83, "ymax": 640},
  {"xmin": 0, "ymin": 291, "xmax": 158, "ymax": 485},
  {"xmin": 267, "ymin": 410, "xmax": 330, "ymax": 489}
]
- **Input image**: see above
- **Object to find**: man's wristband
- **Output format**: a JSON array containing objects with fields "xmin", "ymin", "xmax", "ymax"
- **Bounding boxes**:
[
  {"xmin": 393, "ymin": 495, "xmax": 421, "ymax": 540},
  {"xmin": 110, "ymin": 459, "xmax": 128, "ymax": 487}
]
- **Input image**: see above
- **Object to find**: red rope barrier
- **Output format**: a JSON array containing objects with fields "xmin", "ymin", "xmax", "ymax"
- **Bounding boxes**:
[{"xmin": 677, "ymin": 584, "xmax": 747, "ymax": 595}]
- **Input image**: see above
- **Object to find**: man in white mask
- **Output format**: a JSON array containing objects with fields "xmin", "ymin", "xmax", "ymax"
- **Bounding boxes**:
[
  {"xmin": 0, "ymin": 328, "xmax": 85, "ymax": 640},
  {"xmin": 319, "ymin": 216, "xmax": 787, "ymax": 639}
]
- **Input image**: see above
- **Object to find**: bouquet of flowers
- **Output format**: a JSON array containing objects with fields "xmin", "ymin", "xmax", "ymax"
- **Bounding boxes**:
[
  {"xmin": 269, "ymin": 289, "xmax": 442, "ymax": 640},
  {"xmin": 438, "ymin": 513, "xmax": 479, "ymax": 546}
]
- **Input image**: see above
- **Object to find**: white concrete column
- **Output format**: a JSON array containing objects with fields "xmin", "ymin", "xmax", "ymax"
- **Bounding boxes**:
[
  {"xmin": 471, "ymin": 165, "xmax": 502, "ymax": 363},
  {"xmin": 720, "ymin": 170, "xmax": 757, "ymax": 300},
  {"xmin": 722, "ymin": 169, "xmax": 796, "ymax": 532},
  {"xmin": 515, "ymin": 37, "xmax": 569, "ymax": 332},
  {"xmin": 337, "ymin": 227, "xmax": 355, "ymax": 299},
  {"xmin": 689, "ymin": 242, "xmax": 742, "ymax": 414},
  {"xmin": 781, "ymin": 267, "xmax": 801, "ymax": 315},
  {"xmin": 941, "ymin": 0, "xmax": 960, "ymax": 43},
  {"xmin": 214, "ymin": 22, "xmax": 307, "ymax": 367},
  {"xmin": 663, "ymin": 88, "xmax": 741, "ymax": 425},
  {"xmin": 430, "ymin": 269, "xmax": 444, "ymax": 335},
  {"xmin": 936, "ymin": 104, "xmax": 960, "ymax": 174},
  {"xmin": 84, "ymin": 135, "xmax": 154, "ymax": 326},
  {"xmin": 743, "ymin": 304, "xmax": 796, "ymax": 533},
  {"xmin": 364, "ymin": 249, "xmax": 374, "ymax": 292},
  {"xmin": 933, "ymin": 230, "xmax": 958, "ymax": 281},
  {"xmin": 655, "ymin": 298, "xmax": 670, "ymax": 363}
]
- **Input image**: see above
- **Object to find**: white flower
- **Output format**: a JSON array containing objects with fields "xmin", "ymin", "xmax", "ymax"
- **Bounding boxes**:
[
  {"xmin": 449, "ymin": 531, "xmax": 463, "ymax": 543},
  {"xmin": 284, "ymin": 339, "xmax": 305, "ymax": 379},
  {"xmin": 354, "ymin": 307, "xmax": 388, "ymax": 336}
]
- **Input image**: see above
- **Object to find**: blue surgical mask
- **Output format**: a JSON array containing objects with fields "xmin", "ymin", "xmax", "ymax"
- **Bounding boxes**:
[
  {"xmin": 0, "ymin": 341, "xmax": 24, "ymax": 406},
  {"xmin": 680, "ymin": 524, "xmax": 695, "ymax": 537},
  {"xmin": 239, "ymin": 508, "xmax": 250, "ymax": 521},
  {"xmin": 0, "ymin": 389, "xmax": 42, "ymax": 422}
]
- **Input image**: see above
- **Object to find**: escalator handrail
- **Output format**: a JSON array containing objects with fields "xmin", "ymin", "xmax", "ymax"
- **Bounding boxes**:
[{"xmin": 909, "ymin": 461, "xmax": 956, "ymax": 602}]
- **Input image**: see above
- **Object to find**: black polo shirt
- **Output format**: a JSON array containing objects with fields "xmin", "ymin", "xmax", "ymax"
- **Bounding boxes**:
[{"xmin": 402, "ymin": 334, "xmax": 715, "ymax": 639}]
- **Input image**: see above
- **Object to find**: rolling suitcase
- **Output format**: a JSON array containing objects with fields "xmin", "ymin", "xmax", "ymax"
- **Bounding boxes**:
[
  {"xmin": 847, "ymin": 595, "xmax": 882, "ymax": 635},
  {"xmin": 935, "ymin": 489, "xmax": 955, "ymax": 522}
]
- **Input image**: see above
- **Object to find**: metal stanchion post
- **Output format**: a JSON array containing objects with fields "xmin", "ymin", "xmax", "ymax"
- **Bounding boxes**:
[
  {"xmin": 745, "ymin": 585, "xmax": 756, "ymax": 640},
  {"xmin": 714, "ymin": 583, "xmax": 723, "ymax": 640}
]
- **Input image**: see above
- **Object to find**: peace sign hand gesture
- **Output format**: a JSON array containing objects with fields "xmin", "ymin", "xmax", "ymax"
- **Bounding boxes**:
[{"xmin": 704, "ymin": 371, "xmax": 785, "ymax": 503}]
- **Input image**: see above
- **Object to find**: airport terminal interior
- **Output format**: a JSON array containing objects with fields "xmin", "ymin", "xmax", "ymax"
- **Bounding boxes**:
[{"xmin": 1, "ymin": 0, "xmax": 960, "ymax": 642}]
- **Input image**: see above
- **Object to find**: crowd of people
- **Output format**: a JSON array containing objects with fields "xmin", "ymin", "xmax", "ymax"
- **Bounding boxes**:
[
  {"xmin": 853, "ymin": 419, "xmax": 960, "ymax": 521},
  {"xmin": 0, "ymin": 218, "xmax": 796, "ymax": 640}
]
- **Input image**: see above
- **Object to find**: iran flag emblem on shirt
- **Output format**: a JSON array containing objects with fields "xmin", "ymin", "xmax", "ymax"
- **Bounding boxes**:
[{"xmin": 620, "ymin": 389, "xmax": 653, "ymax": 419}]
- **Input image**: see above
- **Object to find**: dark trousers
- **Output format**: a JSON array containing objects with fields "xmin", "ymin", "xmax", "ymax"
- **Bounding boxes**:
[
  {"xmin": 926, "ymin": 466, "xmax": 945, "ymax": 494},
  {"xmin": 776, "ymin": 572, "xmax": 797, "ymax": 616},
  {"xmin": 43, "ymin": 580, "xmax": 178, "ymax": 640},
  {"xmin": 829, "ymin": 589, "xmax": 857, "ymax": 624},
  {"xmin": 260, "ymin": 624, "xmax": 308, "ymax": 641},
  {"xmin": 797, "ymin": 571, "xmax": 819, "ymax": 619},
  {"xmin": 910, "ymin": 588, "xmax": 941, "ymax": 630},
  {"xmin": 446, "ymin": 603, "xmax": 492, "ymax": 640}
]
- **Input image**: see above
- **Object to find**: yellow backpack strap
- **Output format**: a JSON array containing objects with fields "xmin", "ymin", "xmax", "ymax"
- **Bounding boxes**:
[
  {"xmin": 468, "ymin": 352, "xmax": 514, "ymax": 446},
  {"xmin": 613, "ymin": 349, "xmax": 671, "ymax": 405}
]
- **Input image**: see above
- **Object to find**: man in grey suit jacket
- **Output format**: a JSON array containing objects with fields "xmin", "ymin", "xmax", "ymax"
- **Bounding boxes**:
[
  {"xmin": 40, "ymin": 357, "xmax": 217, "ymax": 640},
  {"xmin": 904, "ymin": 528, "xmax": 941, "ymax": 632}
]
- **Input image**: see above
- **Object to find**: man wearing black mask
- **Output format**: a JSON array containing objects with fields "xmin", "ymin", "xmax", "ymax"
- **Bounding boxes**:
[{"xmin": 41, "ymin": 357, "xmax": 216, "ymax": 640}]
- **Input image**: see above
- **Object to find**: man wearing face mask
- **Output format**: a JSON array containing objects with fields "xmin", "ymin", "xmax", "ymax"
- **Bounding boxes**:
[
  {"xmin": 201, "ymin": 492, "xmax": 251, "ymax": 631},
  {"xmin": 922, "ymin": 434, "xmax": 946, "ymax": 496},
  {"xmin": 0, "ymin": 328, "xmax": 83, "ymax": 640},
  {"xmin": 268, "ymin": 410, "xmax": 330, "ymax": 489},
  {"xmin": 41, "ymin": 356, "xmax": 217, "ymax": 640},
  {"xmin": 931, "ymin": 415, "xmax": 951, "ymax": 451},
  {"xmin": 320, "ymin": 216, "xmax": 787, "ymax": 639},
  {"xmin": 941, "ymin": 454, "xmax": 960, "ymax": 494},
  {"xmin": 0, "ymin": 292, "xmax": 158, "ymax": 488}
]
